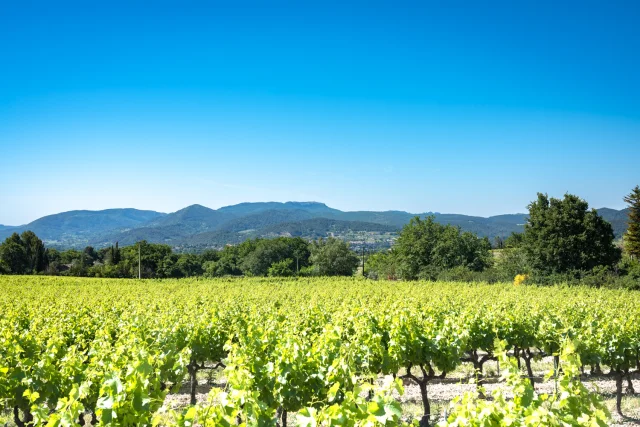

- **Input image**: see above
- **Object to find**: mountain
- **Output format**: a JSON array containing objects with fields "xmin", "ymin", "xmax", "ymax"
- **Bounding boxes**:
[
  {"xmin": 91, "ymin": 204, "xmax": 237, "ymax": 246},
  {"xmin": 328, "ymin": 211, "xmax": 415, "ymax": 228},
  {"xmin": 0, "ymin": 209, "xmax": 165, "ymax": 248},
  {"xmin": 142, "ymin": 204, "xmax": 236, "ymax": 232},
  {"xmin": 181, "ymin": 218, "xmax": 398, "ymax": 249},
  {"xmin": 218, "ymin": 201, "xmax": 340, "ymax": 217},
  {"xmin": 596, "ymin": 207, "xmax": 630, "ymax": 238},
  {"xmin": 260, "ymin": 218, "xmax": 397, "ymax": 237},
  {"xmin": 1, "ymin": 202, "xmax": 629, "ymax": 250},
  {"xmin": 216, "ymin": 209, "xmax": 316, "ymax": 233}
]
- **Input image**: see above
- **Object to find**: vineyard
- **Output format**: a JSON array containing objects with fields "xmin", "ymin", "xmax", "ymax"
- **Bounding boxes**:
[{"xmin": 1, "ymin": 276, "xmax": 639, "ymax": 426}]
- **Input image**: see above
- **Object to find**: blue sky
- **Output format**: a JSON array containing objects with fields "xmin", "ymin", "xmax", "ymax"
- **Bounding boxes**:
[{"xmin": 1, "ymin": 1, "xmax": 639, "ymax": 225}]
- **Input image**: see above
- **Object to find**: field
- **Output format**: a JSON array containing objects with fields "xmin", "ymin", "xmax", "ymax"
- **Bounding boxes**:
[{"xmin": 1, "ymin": 276, "xmax": 640, "ymax": 426}]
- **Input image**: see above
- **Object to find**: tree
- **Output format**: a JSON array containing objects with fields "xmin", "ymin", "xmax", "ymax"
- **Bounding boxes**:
[
  {"xmin": 504, "ymin": 232, "xmax": 524, "ymax": 248},
  {"xmin": 20, "ymin": 231, "xmax": 48, "ymax": 273},
  {"xmin": 175, "ymin": 253, "xmax": 204, "ymax": 277},
  {"xmin": 241, "ymin": 237, "xmax": 310, "ymax": 276},
  {"xmin": 83, "ymin": 246, "xmax": 98, "ymax": 267},
  {"xmin": 624, "ymin": 185, "xmax": 640, "ymax": 259},
  {"xmin": 309, "ymin": 238, "xmax": 359, "ymax": 276},
  {"xmin": 366, "ymin": 250, "xmax": 399, "ymax": 280},
  {"xmin": 523, "ymin": 193, "xmax": 621, "ymax": 273},
  {"xmin": 267, "ymin": 258, "xmax": 295, "ymax": 277},
  {"xmin": 0, "ymin": 233, "xmax": 28, "ymax": 274},
  {"xmin": 393, "ymin": 216, "xmax": 493, "ymax": 280}
]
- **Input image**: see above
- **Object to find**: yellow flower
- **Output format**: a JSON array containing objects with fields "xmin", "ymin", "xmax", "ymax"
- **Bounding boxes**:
[{"xmin": 514, "ymin": 274, "xmax": 528, "ymax": 286}]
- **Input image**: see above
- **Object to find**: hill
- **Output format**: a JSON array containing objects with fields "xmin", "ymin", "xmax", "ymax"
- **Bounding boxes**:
[
  {"xmin": 0, "ymin": 209, "xmax": 165, "ymax": 248},
  {"xmin": 596, "ymin": 207, "xmax": 630, "ymax": 238},
  {"xmin": 179, "ymin": 218, "xmax": 398, "ymax": 249},
  {"xmin": 0, "ymin": 202, "xmax": 630, "ymax": 250}
]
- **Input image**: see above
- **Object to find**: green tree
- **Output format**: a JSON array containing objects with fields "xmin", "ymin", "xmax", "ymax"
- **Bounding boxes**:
[
  {"xmin": 366, "ymin": 250, "xmax": 399, "ymax": 280},
  {"xmin": 523, "ymin": 193, "xmax": 621, "ymax": 273},
  {"xmin": 393, "ymin": 216, "xmax": 493, "ymax": 280},
  {"xmin": 309, "ymin": 238, "xmax": 359, "ymax": 276},
  {"xmin": 241, "ymin": 237, "xmax": 310, "ymax": 276},
  {"xmin": 624, "ymin": 185, "xmax": 640, "ymax": 259},
  {"xmin": 504, "ymin": 232, "xmax": 524, "ymax": 248},
  {"xmin": 0, "ymin": 233, "xmax": 28, "ymax": 274},
  {"xmin": 20, "ymin": 231, "xmax": 48, "ymax": 273},
  {"xmin": 175, "ymin": 253, "xmax": 204, "ymax": 277},
  {"xmin": 267, "ymin": 258, "xmax": 295, "ymax": 277}
]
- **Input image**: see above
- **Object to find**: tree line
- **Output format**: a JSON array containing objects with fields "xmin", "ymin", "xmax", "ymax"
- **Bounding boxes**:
[
  {"xmin": 0, "ymin": 235, "xmax": 360, "ymax": 278},
  {"xmin": 367, "ymin": 187, "xmax": 640, "ymax": 289},
  {"xmin": 2, "ymin": 186, "xmax": 639, "ymax": 286}
]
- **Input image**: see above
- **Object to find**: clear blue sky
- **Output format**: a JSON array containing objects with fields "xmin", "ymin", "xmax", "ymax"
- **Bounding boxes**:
[{"xmin": 1, "ymin": 1, "xmax": 639, "ymax": 225}]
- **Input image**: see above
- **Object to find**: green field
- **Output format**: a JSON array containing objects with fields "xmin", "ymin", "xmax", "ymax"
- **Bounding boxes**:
[{"xmin": 1, "ymin": 276, "xmax": 639, "ymax": 426}]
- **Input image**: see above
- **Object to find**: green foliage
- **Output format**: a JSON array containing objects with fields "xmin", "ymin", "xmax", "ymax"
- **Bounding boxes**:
[
  {"xmin": 393, "ymin": 216, "xmax": 493, "ymax": 280},
  {"xmin": 309, "ymin": 238, "xmax": 359, "ymax": 276},
  {"xmin": 504, "ymin": 231, "xmax": 524, "ymax": 248},
  {"xmin": 523, "ymin": 193, "xmax": 621, "ymax": 273},
  {"xmin": 2, "ymin": 277, "xmax": 633, "ymax": 426},
  {"xmin": 242, "ymin": 237, "xmax": 310, "ymax": 276},
  {"xmin": 439, "ymin": 341, "xmax": 609, "ymax": 427},
  {"xmin": 366, "ymin": 251, "xmax": 399, "ymax": 280},
  {"xmin": 0, "ymin": 235, "xmax": 28, "ymax": 274},
  {"xmin": 0, "ymin": 231, "xmax": 48, "ymax": 274},
  {"xmin": 624, "ymin": 185, "xmax": 640, "ymax": 258},
  {"xmin": 267, "ymin": 258, "xmax": 295, "ymax": 277}
]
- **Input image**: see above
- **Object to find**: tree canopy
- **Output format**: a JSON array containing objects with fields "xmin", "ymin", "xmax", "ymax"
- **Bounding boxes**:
[
  {"xmin": 523, "ymin": 193, "xmax": 621, "ymax": 273},
  {"xmin": 309, "ymin": 238, "xmax": 359, "ymax": 276},
  {"xmin": 624, "ymin": 185, "xmax": 640, "ymax": 259}
]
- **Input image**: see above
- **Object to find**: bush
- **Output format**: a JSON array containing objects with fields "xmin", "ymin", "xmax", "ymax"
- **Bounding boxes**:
[{"xmin": 267, "ymin": 259, "xmax": 295, "ymax": 277}]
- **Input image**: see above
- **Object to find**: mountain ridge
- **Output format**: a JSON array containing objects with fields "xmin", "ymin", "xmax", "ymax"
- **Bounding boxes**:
[{"xmin": 0, "ymin": 202, "xmax": 629, "ymax": 250}]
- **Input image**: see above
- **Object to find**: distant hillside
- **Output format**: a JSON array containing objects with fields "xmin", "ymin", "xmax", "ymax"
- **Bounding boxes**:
[
  {"xmin": 216, "ymin": 209, "xmax": 315, "ymax": 233},
  {"xmin": 218, "ymin": 201, "xmax": 340, "ymax": 217},
  {"xmin": 0, "ymin": 209, "xmax": 165, "ymax": 248},
  {"xmin": 329, "ymin": 211, "xmax": 415, "ymax": 228},
  {"xmin": 1, "ymin": 202, "xmax": 630, "ymax": 250},
  {"xmin": 180, "ymin": 218, "xmax": 398, "ymax": 249},
  {"xmin": 597, "ymin": 207, "xmax": 630, "ymax": 238},
  {"xmin": 260, "ymin": 218, "xmax": 397, "ymax": 238}
]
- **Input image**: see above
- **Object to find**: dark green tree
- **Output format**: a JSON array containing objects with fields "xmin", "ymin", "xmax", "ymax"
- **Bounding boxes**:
[
  {"xmin": 624, "ymin": 185, "xmax": 640, "ymax": 259},
  {"xmin": 393, "ymin": 216, "xmax": 493, "ymax": 280},
  {"xmin": 113, "ymin": 241, "xmax": 121, "ymax": 264},
  {"xmin": 523, "ymin": 193, "xmax": 621, "ymax": 273},
  {"xmin": 366, "ymin": 250, "xmax": 399, "ymax": 280},
  {"xmin": 242, "ymin": 237, "xmax": 310, "ymax": 276},
  {"xmin": 19, "ymin": 231, "xmax": 48, "ymax": 273},
  {"xmin": 0, "ymin": 233, "xmax": 28, "ymax": 274},
  {"xmin": 175, "ymin": 253, "xmax": 204, "ymax": 277},
  {"xmin": 267, "ymin": 258, "xmax": 295, "ymax": 277},
  {"xmin": 309, "ymin": 238, "xmax": 359, "ymax": 276},
  {"xmin": 82, "ymin": 246, "xmax": 98, "ymax": 267},
  {"xmin": 504, "ymin": 232, "xmax": 524, "ymax": 248}
]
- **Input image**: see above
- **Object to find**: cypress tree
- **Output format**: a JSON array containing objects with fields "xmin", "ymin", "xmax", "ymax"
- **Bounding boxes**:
[
  {"xmin": 624, "ymin": 185, "xmax": 640, "ymax": 258},
  {"xmin": 114, "ymin": 241, "xmax": 121, "ymax": 264}
]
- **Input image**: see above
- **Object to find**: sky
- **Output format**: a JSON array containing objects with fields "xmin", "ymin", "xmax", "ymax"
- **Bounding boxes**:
[{"xmin": 1, "ymin": 0, "xmax": 639, "ymax": 225}]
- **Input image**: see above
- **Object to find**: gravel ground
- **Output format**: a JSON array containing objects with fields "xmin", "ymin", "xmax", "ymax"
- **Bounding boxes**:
[{"xmin": 162, "ymin": 359, "xmax": 640, "ymax": 426}]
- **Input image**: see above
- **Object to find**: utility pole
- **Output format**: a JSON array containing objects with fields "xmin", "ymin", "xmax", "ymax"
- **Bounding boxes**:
[{"xmin": 138, "ymin": 242, "xmax": 141, "ymax": 279}]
